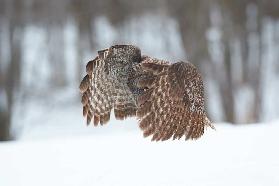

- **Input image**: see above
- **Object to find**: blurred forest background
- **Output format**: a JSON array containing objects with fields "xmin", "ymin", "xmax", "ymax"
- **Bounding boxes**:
[{"xmin": 0, "ymin": 0, "xmax": 279, "ymax": 141}]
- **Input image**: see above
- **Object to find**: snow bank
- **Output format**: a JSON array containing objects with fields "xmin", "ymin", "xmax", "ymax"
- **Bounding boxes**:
[{"xmin": 1, "ymin": 121, "xmax": 279, "ymax": 186}]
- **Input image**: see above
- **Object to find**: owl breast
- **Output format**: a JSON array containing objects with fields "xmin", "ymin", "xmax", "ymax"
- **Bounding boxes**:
[{"xmin": 127, "ymin": 63, "xmax": 145, "ymax": 97}]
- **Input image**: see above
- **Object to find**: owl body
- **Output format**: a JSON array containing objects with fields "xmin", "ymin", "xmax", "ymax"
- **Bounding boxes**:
[{"xmin": 79, "ymin": 45, "xmax": 214, "ymax": 141}]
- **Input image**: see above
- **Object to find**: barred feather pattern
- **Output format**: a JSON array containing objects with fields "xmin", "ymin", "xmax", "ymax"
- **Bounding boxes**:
[
  {"xmin": 79, "ymin": 46, "xmax": 139, "ymax": 126},
  {"xmin": 79, "ymin": 45, "xmax": 214, "ymax": 141},
  {"xmin": 137, "ymin": 60, "xmax": 214, "ymax": 141}
]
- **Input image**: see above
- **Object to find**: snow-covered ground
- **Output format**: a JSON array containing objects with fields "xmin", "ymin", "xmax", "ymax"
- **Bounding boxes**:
[
  {"xmin": 1, "ymin": 113, "xmax": 279, "ymax": 186},
  {"xmin": 1, "ymin": 13, "xmax": 279, "ymax": 186}
]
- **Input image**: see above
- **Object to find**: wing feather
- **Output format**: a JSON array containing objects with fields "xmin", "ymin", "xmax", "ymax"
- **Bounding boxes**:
[
  {"xmin": 80, "ymin": 46, "xmax": 214, "ymax": 141},
  {"xmin": 137, "ymin": 60, "xmax": 213, "ymax": 141},
  {"xmin": 79, "ymin": 46, "xmax": 138, "ymax": 126}
]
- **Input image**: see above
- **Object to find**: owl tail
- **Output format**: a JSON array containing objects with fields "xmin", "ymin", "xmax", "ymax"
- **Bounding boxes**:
[{"xmin": 204, "ymin": 116, "xmax": 215, "ymax": 130}]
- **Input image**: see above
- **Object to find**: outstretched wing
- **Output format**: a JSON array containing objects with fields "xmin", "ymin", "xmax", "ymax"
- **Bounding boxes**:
[
  {"xmin": 137, "ymin": 60, "xmax": 214, "ymax": 141},
  {"xmin": 79, "ymin": 46, "xmax": 139, "ymax": 126}
]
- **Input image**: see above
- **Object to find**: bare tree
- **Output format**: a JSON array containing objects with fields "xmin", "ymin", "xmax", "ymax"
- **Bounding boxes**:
[{"xmin": 0, "ymin": 0, "xmax": 23, "ymax": 140}]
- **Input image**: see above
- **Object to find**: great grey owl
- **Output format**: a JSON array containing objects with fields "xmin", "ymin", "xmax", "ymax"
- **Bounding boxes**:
[{"xmin": 79, "ymin": 45, "xmax": 214, "ymax": 141}]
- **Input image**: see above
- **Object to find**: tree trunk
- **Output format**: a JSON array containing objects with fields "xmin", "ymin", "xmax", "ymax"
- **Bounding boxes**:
[
  {"xmin": 221, "ymin": 39, "xmax": 235, "ymax": 123},
  {"xmin": 0, "ymin": 0, "xmax": 22, "ymax": 140},
  {"xmin": 0, "ymin": 27, "xmax": 21, "ymax": 141}
]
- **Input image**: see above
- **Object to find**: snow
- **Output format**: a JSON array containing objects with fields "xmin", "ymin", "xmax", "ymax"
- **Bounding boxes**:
[
  {"xmin": 1, "ymin": 119, "xmax": 279, "ymax": 186},
  {"xmin": 1, "ymin": 12, "xmax": 279, "ymax": 186},
  {"xmin": 3, "ymin": 90, "xmax": 279, "ymax": 186}
]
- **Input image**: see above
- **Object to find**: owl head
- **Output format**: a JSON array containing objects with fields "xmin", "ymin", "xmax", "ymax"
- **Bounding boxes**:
[{"xmin": 108, "ymin": 45, "xmax": 141, "ymax": 65}]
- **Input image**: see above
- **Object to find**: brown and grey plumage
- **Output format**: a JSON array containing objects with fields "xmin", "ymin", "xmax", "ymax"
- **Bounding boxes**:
[{"xmin": 79, "ymin": 45, "xmax": 214, "ymax": 141}]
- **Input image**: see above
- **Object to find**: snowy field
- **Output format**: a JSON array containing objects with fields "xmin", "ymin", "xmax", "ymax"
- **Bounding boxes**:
[
  {"xmin": 1, "ymin": 107, "xmax": 279, "ymax": 186},
  {"xmin": 1, "ymin": 14, "xmax": 279, "ymax": 185},
  {"xmin": 1, "ymin": 3, "xmax": 279, "ymax": 185}
]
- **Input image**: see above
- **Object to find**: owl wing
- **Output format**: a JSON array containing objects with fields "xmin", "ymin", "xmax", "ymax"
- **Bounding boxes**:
[
  {"xmin": 136, "ymin": 60, "xmax": 214, "ymax": 141},
  {"xmin": 79, "ymin": 46, "xmax": 138, "ymax": 126}
]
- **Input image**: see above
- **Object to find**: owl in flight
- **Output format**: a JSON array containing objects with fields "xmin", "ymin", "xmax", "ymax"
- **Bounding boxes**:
[{"xmin": 79, "ymin": 45, "xmax": 214, "ymax": 141}]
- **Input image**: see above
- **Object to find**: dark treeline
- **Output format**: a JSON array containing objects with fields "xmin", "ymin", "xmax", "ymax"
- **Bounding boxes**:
[{"xmin": 1, "ymin": 0, "xmax": 279, "ymax": 140}]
